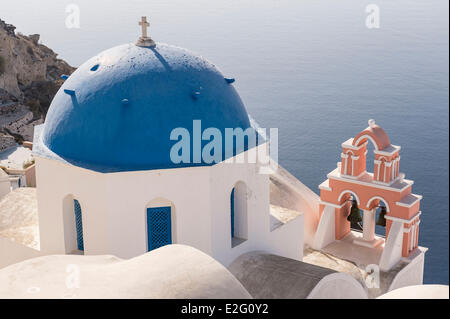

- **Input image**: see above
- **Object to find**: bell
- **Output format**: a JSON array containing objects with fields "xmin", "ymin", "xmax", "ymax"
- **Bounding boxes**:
[
  {"xmin": 376, "ymin": 206, "xmax": 387, "ymax": 227},
  {"xmin": 347, "ymin": 200, "xmax": 362, "ymax": 224}
]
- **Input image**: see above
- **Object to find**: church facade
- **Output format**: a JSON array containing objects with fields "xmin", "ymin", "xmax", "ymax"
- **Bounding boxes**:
[{"xmin": 33, "ymin": 144, "xmax": 303, "ymax": 265}]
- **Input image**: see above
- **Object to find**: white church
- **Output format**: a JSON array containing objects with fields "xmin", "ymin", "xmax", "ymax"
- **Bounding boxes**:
[
  {"xmin": 0, "ymin": 17, "xmax": 434, "ymax": 299},
  {"xmin": 29, "ymin": 17, "xmax": 303, "ymax": 266}
]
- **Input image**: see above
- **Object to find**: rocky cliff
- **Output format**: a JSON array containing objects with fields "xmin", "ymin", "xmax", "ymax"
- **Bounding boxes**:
[{"xmin": 0, "ymin": 19, "xmax": 75, "ymax": 147}]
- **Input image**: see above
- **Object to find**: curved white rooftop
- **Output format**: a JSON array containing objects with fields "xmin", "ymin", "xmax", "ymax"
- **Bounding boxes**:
[
  {"xmin": 0, "ymin": 245, "xmax": 252, "ymax": 299},
  {"xmin": 378, "ymin": 285, "xmax": 449, "ymax": 299}
]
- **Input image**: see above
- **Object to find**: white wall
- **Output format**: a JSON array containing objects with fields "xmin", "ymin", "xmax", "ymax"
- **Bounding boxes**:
[
  {"xmin": 266, "ymin": 214, "xmax": 303, "ymax": 261},
  {"xmin": 270, "ymin": 165, "xmax": 320, "ymax": 247},
  {"xmin": 0, "ymin": 178, "xmax": 10, "ymax": 199},
  {"xmin": 209, "ymin": 145, "xmax": 303, "ymax": 266},
  {"xmin": 389, "ymin": 249, "xmax": 426, "ymax": 291},
  {"xmin": 35, "ymin": 155, "xmax": 218, "ymax": 259},
  {"xmin": 104, "ymin": 165, "xmax": 212, "ymax": 259},
  {"xmin": 35, "ymin": 156, "xmax": 108, "ymax": 255},
  {"xmin": 312, "ymin": 205, "xmax": 335, "ymax": 250},
  {"xmin": 33, "ymin": 144, "xmax": 304, "ymax": 267},
  {"xmin": 379, "ymin": 220, "xmax": 403, "ymax": 271},
  {"xmin": 62, "ymin": 194, "xmax": 78, "ymax": 253}
]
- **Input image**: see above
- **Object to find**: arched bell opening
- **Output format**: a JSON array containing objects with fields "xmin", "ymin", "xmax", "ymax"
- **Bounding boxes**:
[
  {"xmin": 337, "ymin": 190, "xmax": 362, "ymax": 233},
  {"xmin": 367, "ymin": 196, "xmax": 390, "ymax": 238}
]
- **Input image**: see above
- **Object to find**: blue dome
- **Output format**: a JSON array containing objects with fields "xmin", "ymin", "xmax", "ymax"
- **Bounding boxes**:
[{"xmin": 41, "ymin": 43, "xmax": 252, "ymax": 172}]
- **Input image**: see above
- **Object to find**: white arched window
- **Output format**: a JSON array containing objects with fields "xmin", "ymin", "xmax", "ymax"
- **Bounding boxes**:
[{"xmin": 62, "ymin": 194, "xmax": 84, "ymax": 254}]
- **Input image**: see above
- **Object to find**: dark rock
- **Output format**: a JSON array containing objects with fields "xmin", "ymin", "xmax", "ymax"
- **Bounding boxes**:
[
  {"xmin": 29, "ymin": 34, "xmax": 40, "ymax": 45},
  {"xmin": 0, "ymin": 19, "xmax": 16, "ymax": 37}
]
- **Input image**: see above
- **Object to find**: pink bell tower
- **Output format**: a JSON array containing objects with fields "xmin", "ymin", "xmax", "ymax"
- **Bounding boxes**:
[{"xmin": 313, "ymin": 120, "xmax": 423, "ymax": 271}]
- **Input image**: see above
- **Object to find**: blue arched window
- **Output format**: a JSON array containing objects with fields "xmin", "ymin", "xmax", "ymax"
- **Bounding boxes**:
[
  {"xmin": 230, "ymin": 182, "xmax": 248, "ymax": 247},
  {"xmin": 74, "ymin": 199, "xmax": 84, "ymax": 251},
  {"xmin": 147, "ymin": 206, "xmax": 172, "ymax": 251},
  {"xmin": 230, "ymin": 188, "xmax": 235, "ymax": 238}
]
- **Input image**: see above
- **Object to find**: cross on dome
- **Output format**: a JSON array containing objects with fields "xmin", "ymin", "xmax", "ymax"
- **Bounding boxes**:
[
  {"xmin": 136, "ymin": 16, "xmax": 155, "ymax": 47},
  {"xmin": 139, "ymin": 16, "xmax": 150, "ymax": 38}
]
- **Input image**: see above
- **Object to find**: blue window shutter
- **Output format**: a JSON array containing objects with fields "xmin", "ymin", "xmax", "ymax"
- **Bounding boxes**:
[
  {"xmin": 147, "ymin": 206, "xmax": 172, "ymax": 251},
  {"xmin": 74, "ymin": 199, "xmax": 84, "ymax": 251},
  {"xmin": 231, "ymin": 189, "xmax": 235, "ymax": 238}
]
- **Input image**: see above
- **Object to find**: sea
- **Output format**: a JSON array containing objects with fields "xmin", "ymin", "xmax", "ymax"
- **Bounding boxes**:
[{"xmin": 2, "ymin": 0, "xmax": 448, "ymax": 284}]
